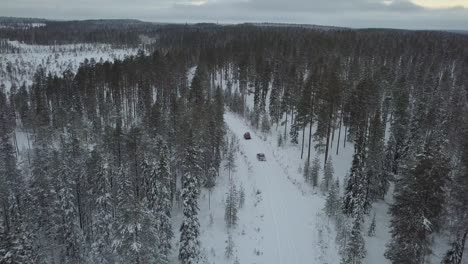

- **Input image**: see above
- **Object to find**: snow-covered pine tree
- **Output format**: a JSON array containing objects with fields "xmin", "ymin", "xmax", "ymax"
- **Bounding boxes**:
[
  {"xmin": 225, "ymin": 233, "xmax": 235, "ymax": 259},
  {"xmin": 385, "ymin": 78, "xmax": 410, "ymax": 176},
  {"xmin": 368, "ymin": 212, "xmax": 376, "ymax": 237},
  {"xmin": 224, "ymin": 136, "xmax": 237, "ymax": 180},
  {"xmin": 53, "ymin": 150, "xmax": 84, "ymax": 264},
  {"xmin": 261, "ymin": 113, "xmax": 271, "ymax": 134},
  {"xmin": 0, "ymin": 95, "xmax": 35, "ymax": 264},
  {"xmin": 366, "ymin": 109, "xmax": 387, "ymax": 201},
  {"xmin": 325, "ymin": 179, "xmax": 340, "ymax": 218},
  {"xmin": 0, "ymin": 214, "xmax": 35, "ymax": 264},
  {"xmin": 179, "ymin": 132, "xmax": 202, "ymax": 264},
  {"xmin": 289, "ymin": 119, "xmax": 299, "ymax": 144},
  {"xmin": 277, "ymin": 134, "xmax": 283, "ymax": 147},
  {"xmin": 89, "ymin": 150, "xmax": 115, "ymax": 264},
  {"xmin": 205, "ymin": 166, "xmax": 217, "ymax": 210},
  {"xmin": 341, "ymin": 214, "xmax": 366, "ymax": 264},
  {"xmin": 28, "ymin": 134, "xmax": 56, "ymax": 263},
  {"xmin": 113, "ymin": 166, "xmax": 160, "ymax": 263},
  {"xmin": 385, "ymin": 137, "xmax": 450, "ymax": 264},
  {"xmin": 238, "ymin": 183, "xmax": 245, "ymax": 209},
  {"xmin": 156, "ymin": 142, "xmax": 173, "ymax": 263},
  {"xmin": 321, "ymin": 157, "xmax": 334, "ymax": 192},
  {"xmin": 441, "ymin": 230, "xmax": 467, "ymax": 264},
  {"xmin": 310, "ymin": 156, "xmax": 320, "ymax": 188},
  {"xmin": 343, "ymin": 127, "xmax": 369, "ymax": 217},
  {"xmin": 225, "ymin": 180, "xmax": 238, "ymax": 229},
  {"xmin": 303, "ymin": 159, "xmax": 310, "ymax": 183}
]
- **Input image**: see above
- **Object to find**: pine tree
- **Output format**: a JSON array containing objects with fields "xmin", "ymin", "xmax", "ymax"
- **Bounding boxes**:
[
  {"xmin": 385, "ymin": 138, "xmax": 450, "ymax": 264},
  {"xmin": 289, "ymin": 120, "xmax": 299, "ymax": 144},
  {"xmin": 225, "ymin": 233, "xmax": 235, "ymax": 259},
  {"xmin": 238, "ymin": 183, "xmax": 245, "ymax": 209},
  {"xmin": 321, "ymin": 157, "xmax": 334, "ymax": 192},
  {"xmin": 366, "ymin": 109, "xmax": 387, "ymax": 201},
  {"xmin": 90, "ymin": 151, "xmax": 115, "ymax": 264},
  {"xmin": 386, "ymin": 78, "xmax": 410, "ymax": 176},
  {"xmin": 156, "ymin": 143, "xmax": 173, "ymax": 263},
  {"xmin": 325, "ymin": 179, "xmax": 340, "ymax": 218},
  {"xmin": 441, "ymin": 230, "xmax": 467, "ymax": 264},
  {"xmin": 341, "ymin": 215, "xmax": 366, "ymax": 264},
  {"xmin": 179, "ymin": 132, "xmax": 201, "ymax": 264},
  {"xmin": 224, "ymin": 136, "xmax": 237, "ymax": 180},
  {"xmin": 53, "ymin": 150, "xmax": 84, "ymax": 264},
  {"xmin": 343, "ymin": 128, "xmax": 369, "ymax": 217},
  {"xmin": 0, "ymin": 95, "xmax": 32, "ymax": 264},
  {"xmin": 225, "ymin": 180, "xmax": 238, "ymax": 229},
  {"xmin": 277, "ymin": 134, "xmax": 283, "ymax": 147},
  {"xmin": 310, "ymin": 157, "xmax": 321, "ymax": 188},
  {"xmin": 368, "ymin": 212, "xmax": 376, "ymax": 237},
  {"xmin": 113, "ymin": 166, "xmax": 160, "ymax": 263},
  {"xmin": 261, "ymin": 114, "xmax": 271, "ymax": 133},
  {"xmin": 29, "ymin": 134, "xmax": 55, "ymax": 263},
  {"xmin": 303, "ymin": 159, "xmax": 310, "ymax": 183}
]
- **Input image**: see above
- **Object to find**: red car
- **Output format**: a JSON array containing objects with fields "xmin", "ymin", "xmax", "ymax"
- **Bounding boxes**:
[{"xmin": 244, "ymin": 132, "xmax": 251, "ymax": 140}]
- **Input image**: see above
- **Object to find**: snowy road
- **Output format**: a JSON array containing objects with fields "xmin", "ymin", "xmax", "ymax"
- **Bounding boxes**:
[{"xmin": 224, "ymin": 112, "xmax": 339, "ymax": 264}]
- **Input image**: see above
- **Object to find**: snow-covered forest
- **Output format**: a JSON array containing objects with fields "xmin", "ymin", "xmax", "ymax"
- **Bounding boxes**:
[{"xmin": 0, "ymin": 18, "xmax": 467, "ymax": 264}]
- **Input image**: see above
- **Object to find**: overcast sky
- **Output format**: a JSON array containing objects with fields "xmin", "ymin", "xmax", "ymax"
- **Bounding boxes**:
[{"xmin": 1, "ymin": 0, "xmax": 467, "ymax": 30}]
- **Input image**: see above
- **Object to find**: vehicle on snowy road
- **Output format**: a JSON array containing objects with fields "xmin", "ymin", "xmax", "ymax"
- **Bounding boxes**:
[
  {"xmin": 244, "ymin": 132, "xmax": 251, "ymax": 140},
  {"xmin": 257, "ymin": 153, "xmax": 266, "ymax": 161}
]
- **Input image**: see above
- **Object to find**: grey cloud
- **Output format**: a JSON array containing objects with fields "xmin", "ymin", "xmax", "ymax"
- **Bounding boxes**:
[{"xmin": 0, "ymin": 0, "xmax": 467, "ymax": 30}]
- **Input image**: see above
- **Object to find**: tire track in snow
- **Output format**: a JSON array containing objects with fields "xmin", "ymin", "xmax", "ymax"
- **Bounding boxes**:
[
  {"xmin": 225, "ymin": 112, "xmax": 337, "ymax": 264},
  {"xmin": 262, "ymin": 173, "xmax": 285, "ymax": 264}
]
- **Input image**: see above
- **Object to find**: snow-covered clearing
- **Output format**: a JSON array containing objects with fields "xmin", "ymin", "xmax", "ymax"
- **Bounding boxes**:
[{"xmin": 0, "ymin": 40, "xmax": 139, "ymax": 92}]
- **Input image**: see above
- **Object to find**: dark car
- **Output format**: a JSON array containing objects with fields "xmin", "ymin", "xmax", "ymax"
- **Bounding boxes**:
[
  {"xmin": 244, "ymin": 132, "xmax": 251, "ymax": 140},
  {"xmin": 257, "ymin": 153, "xmax": 266, "ymax": 161}
]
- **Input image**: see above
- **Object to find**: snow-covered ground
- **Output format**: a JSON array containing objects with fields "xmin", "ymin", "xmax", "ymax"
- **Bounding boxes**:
[
  {"xmin": 186, "ymin": 67, "xmax": 456, "ymax": 263},
  {"xmin": 172, "ymin": 112, "xmax": 342, "ymax": 264},
  {"xmin": 188, "ymin": 108, "xmax": 454, "ymax": 264}
]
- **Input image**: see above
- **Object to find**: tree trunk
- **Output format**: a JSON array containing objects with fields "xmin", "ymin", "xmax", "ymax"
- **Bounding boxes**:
[
  {"xmin": 336, "ymin": 110, "xmax": 343, "ymax": 155},
  {"xmin": 14, "ymin": 131, "xmax": 19, "ymax": 158},
  {"xmin": 301, "ymin": 124, "xmax": 306, "ymax": 159},
  {"xmin": 343, "ymin": 124, "xmax": 347, "ymax": 149},
  {"xmin": 307, "ymin": 114, "xmax": 314, "ymax": 165},
  {"xmin": 284, "ymin": 110, "xmax": 288, "ymax": 141},
  {"xmin": 324, "ymin": 109, "xmax": 333, "ymax": 169}
]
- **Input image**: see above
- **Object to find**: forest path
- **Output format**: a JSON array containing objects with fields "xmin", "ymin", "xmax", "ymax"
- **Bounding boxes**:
[{"xmin": 225, "ymin": 112, "xmax": 327, "ymax": 264}]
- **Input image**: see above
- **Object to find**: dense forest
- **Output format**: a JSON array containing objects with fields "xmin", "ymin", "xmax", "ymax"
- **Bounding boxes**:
[{"xmin": 1, "ymin": 18, "xmax": 468, "ymax": 264}]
